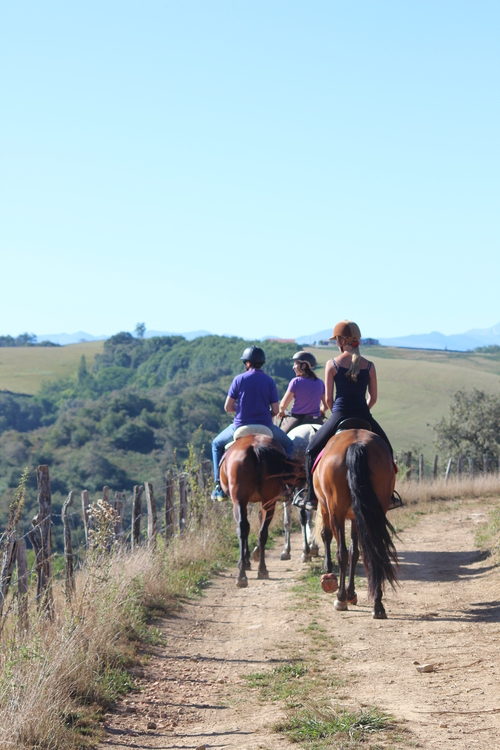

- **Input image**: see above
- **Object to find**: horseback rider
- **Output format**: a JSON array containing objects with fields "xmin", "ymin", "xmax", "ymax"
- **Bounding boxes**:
[
  {"xmin": 300, "ymin": 320, "xmax": 397, "ymax": 511},
  {"xmin": 210, "ymin": 345, "xmax": 294, "ymax": 501},
  {"xmin": 278, "ymin": 351, "xmax": 328, "ymax": 433}
]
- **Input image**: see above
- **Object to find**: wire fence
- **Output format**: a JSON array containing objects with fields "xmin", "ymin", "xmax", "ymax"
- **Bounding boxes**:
[{"xmin": 0, "ymin": 459, "xmax": 216, "ymax": 635}]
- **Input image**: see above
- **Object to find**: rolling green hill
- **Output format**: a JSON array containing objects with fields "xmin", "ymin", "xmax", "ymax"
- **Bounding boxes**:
[
  {"xmin": 0, "ymin": 340, "xmax": 104, "ymax": 394},
  {"xmin": 0, "ymin": 339, "xmax": 498, "ymax": 475}
]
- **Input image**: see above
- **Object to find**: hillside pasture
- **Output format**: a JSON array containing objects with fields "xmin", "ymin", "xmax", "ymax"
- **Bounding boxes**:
[
  {"xmin": 0, "ymin": 341, "xmax": 104, "ymax": 394},
  {"xmin": 310, "ymin": 345, "xmax": 500, "ymax": 461}
]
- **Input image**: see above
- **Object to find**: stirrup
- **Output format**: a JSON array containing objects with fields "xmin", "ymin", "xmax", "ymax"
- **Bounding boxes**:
[
  {"xmin": 388, "ymin": 490, "xmax": 403, "ymax": 510},
  {"xmin": 292, "ymin": 488, "xmax": 307, "ymax": 508}
]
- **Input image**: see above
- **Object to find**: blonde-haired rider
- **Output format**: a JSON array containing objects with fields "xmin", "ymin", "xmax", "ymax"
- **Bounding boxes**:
[{"xmin": 300, "ymin": 320, "xmax": 399, "ymax": 510}]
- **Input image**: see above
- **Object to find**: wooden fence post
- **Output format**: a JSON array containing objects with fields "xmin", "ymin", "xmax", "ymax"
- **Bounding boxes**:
[
  {"xmin": 102, "ymin": 485, "xmax": 110, "ymax": 504},
  {"xmin": 405, "ymin": 451, "xmax": 412, "ymax": 480},
  {"xmin": 444, "ymin": 457, "xmax": 453, "ymax": 482},
  {"xmin": 31, "ymin": 465, "xmax": 54, "ymax": 619},
  {"xmin": 62, "ymin": 490, "xmax": 75, "ymax": 600},
  {"xmin": 113, "ymin": 491, "xmax": 125, "ymax": 543},
  {"xmin": 179, "ymin": 474, "xmax": 188, "ymax": 533},
  {"xmin": 144, "ymin": 482, "xmax": 157, "ymax": 549},
  {"xmin": 0, "ymin": 536, "xmax": 17, "ymax": 620},
  {"xmin": 433, "ymin": 455, "xmax": 439, "ymax": 480},
  {"xmin": 418, "ymin": 454, "xmax": 424, "ymax": 482},
  {"xmin": 165, "ymin": 471, "xmax": 175, "ymax": 540},
  {"xmin": 81, "ymin": 489, "xmax": 90, "ymax": 547},
  {"xmin": 131, "ymin": 485, "xmax": 143, "ymax": 550},
  {"xmin": 16, "ymin": 539, "xmax": 29, "ymax": 633}
]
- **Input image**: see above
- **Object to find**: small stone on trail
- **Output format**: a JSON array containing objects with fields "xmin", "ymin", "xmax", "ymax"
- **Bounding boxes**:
[
  {"xmin": 416, "ymin": 663, "xmax": 436, "ymax": 673},
  {"xmin": 146, "ymin": 721, "xmax": 157, "ymax": 729}
]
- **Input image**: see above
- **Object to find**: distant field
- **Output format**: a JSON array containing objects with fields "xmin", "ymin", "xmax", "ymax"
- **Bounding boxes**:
[
  {"xmin": 309, "ymin": 345, "xmax": 500, "ymax": 462},
  {"xmin": 0, "ymin": 341, "xmax": 104, "ymax": 394}
]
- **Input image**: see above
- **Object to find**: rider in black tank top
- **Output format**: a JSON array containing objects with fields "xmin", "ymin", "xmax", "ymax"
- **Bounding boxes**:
[{"xmin": 302, "ymin": 320, "xmax": 395, "ymax": 510}]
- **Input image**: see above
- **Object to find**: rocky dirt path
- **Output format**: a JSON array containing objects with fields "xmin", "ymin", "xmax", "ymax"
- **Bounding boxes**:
[{"xmin": 98, "ymin": 498, "xmax": 500, "ymax": 750}]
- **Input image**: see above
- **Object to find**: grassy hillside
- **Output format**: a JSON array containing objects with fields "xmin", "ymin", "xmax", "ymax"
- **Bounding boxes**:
[
  {"xmin": 1, "ymin": 339, "xmax": 498, "ymax": 465},
  {"xmin": 0, "ymin": 340, "xmax": 104, "ymax": 393},
  {"xmin": 310, "ymin": 345, "xmax": 500, "ymax": 461}
]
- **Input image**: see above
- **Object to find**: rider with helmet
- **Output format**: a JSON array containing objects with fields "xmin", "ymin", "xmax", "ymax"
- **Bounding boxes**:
[
  {"xmin": 278, "ymin": 351, "xmax": 328, "ymax": 433},
  {"xmin": 210, "ymin": 345, "xmax": 294, "ymax": 501},
  {"xmin": 301, "ymin": 320, "xmax": 396, "ymax": 510}
]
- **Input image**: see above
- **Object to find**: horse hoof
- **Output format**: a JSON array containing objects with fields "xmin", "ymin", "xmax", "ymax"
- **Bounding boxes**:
[
  {"xmin": 257, "ymin": 571, "xmax": 269, "ymax": 580},
  {"xmin": 280, "ymin": 552, "xmax": 291, "ymax": 561},
  {"xmin": 334, "ymin": 599, "xmax": 348, "ymax": 611},
  {"xmin": 301, "ymin": 553, "xmax": 312, "ymax": 563},
  {"xmin": 348, "ymin": 595, "xmax": 358, "ymax": 605},
  {"xmin": 237, "ymin": 578, "xmax": 248, "ymax": 588},
  {"xmin": 310, "ymin": 544, "xmax": 319, "ymax": 557},
  {"xmin": 321, "ymin": 574, "xmax": 338, "ymax": 593},
  {"xmin": 373, "ymin": 609, "xmax": 387, "ymax": 620}
]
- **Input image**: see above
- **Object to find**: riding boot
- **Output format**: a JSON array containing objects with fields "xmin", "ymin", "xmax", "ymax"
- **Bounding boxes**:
[{"xmin": 303, "ymin": 451, "xmax": 318, "ymax": 511}]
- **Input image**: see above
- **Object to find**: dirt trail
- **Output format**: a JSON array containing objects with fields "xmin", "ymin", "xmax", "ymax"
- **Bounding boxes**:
[{"xmin": 99, "ymin": 499, "xmax": 500, "ymax": 750}]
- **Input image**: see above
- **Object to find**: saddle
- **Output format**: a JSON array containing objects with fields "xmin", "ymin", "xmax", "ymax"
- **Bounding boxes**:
[
  {"xmin": 224, "ymin": 424, "xmax": 273, "ymax": 450},
  {"xmin": 311, "ymin": 418, "xmax": 373, "ymax": 474}
]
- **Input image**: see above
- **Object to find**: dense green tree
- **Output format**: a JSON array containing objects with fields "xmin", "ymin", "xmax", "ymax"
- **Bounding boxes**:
[{"xmin": 433, "ymin": 389, "xmax": 500, "ymax": 462}]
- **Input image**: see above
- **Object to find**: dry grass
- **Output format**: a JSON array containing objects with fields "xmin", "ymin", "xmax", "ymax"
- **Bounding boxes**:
[
  {"xmin": 0, "ymin": 504, "xmax": 235, "ymax": 750},
  {"xmin": 396, "ymin": 472, "xmax": 500, "ymax": 505}
]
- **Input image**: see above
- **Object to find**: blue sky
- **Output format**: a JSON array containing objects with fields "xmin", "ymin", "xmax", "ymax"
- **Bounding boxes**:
[{"xmin": 1, "ymin": 1, "xmax": 498, "ymax": 341}]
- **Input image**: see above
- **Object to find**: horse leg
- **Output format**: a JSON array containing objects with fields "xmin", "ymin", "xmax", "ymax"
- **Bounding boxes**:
[
  {"xmin": 346, "ymin": 520, "xmax": 359, "ymax": 605},
  {"xmin": 280, "ymin": 500, "xmax": 292, "ymax": 561},
  {"xmin": 300, "ymin": 506, "xmax": 312, "ymax": 562},
  {"xmin": 257, "ymin": 504, "xmax": 275, "ymax": 579},
  {"xmin": 321, "ymin": 525, "xmax": 334, "ymax": 574},
  {"xmin": 234, "ymin": 502, "xmax": 250, "ymax": 587},
  {"xmin": 373, "ymin": 583, "xmax": 387, "ymax": 619},
  {"xmin": 334, "ymin": 521, "xmax": 349, "ymax": 611},
  {"xmin": 308, "ymin": 510, "xmax": 319, "ymax": 557}
]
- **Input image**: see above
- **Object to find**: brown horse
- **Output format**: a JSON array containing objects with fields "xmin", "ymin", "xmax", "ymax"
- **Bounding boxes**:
[
  {"xmin": 220, "ymin": 433, "xmax": 304, "ymax": 588},
  {"xmin": 313, "ymin": 427, "xmax": 398, "ymax": 618}
]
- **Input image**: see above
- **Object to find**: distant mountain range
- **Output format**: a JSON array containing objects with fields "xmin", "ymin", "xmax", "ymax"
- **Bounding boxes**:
[
  {"xmin": 295, "ymin": 323, "xmax": 500, "ymax": 351},
  {"xmin": 37, "ymin": 323, "xmax": 500, "ymax": 352}
]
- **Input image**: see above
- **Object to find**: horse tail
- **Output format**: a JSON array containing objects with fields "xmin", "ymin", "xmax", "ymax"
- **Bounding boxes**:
[
  {"xmin": 251, "ymin": 442, "xmax": 299, "ymax": 486},
  {"xmin": 346, "ymin": 442, "xmax": 398, "ymax": 598}
]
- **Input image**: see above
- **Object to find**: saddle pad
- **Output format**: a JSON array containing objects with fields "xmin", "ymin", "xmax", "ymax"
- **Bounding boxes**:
[
  {"xmin": 233, "ymin": 424, "xmax": 273, "ymax": 440},
  {"xmin": 311, "ymin": 449, "xmax": 325, "ymax": 474}
]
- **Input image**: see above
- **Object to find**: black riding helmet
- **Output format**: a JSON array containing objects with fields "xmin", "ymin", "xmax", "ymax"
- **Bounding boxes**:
[
  {"xmin": 292, "ymin": 350, "xmax": 317, "ymax": 368},
  {"xmin": 240, "ymin": 346, "xmax": 266, "ymax": 366}
]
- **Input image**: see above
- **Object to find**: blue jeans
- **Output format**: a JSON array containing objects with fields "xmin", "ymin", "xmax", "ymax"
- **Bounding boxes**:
[{"xmin": 211, "ymin": 424, "xmax": 294, "ymax": 481}]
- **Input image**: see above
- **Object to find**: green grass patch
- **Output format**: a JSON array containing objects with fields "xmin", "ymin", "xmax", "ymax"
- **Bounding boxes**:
[
  {"xmin": 275, "ymin": 705, "xmax": 392, "ymax": 748},
  {"xmin": 292, "ymin": 563, "xmax": 325, "ymax": 601},
  {"xmin": 475, "ymin": 506, "xmax": 500, "ymax": 559},
  {"xmin": 243, "ymin": 662, "xmax": 309, "ymax": 702}
]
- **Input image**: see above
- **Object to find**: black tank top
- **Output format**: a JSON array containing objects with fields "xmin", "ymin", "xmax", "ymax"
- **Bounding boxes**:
[{"xmin": 333, "ymin": 359, "xmax": 372, "ymax": 414}]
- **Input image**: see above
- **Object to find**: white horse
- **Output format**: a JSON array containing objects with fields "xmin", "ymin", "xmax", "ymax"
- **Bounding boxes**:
[{"xmin": 280, "ymin": 422, "xmax": 321, "ymax": 562}]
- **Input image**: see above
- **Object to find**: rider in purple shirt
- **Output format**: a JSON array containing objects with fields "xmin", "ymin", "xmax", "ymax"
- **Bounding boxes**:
[
  {"xmin": 278, "ymin": 351, "xmax": 327, "ymax": 433},
  {"xmin": 210, "ymin": 346, "xmax": 294, "ymax": 501}
]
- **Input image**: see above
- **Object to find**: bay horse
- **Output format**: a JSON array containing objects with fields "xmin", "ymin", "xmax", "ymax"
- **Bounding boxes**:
[
  {"xmin": 313, "ymin": 423, "xmax": 398, "ymax": 619},
  {"xmin": 219, "ymin": 429, "xmax": 304, "ymax": 588}
]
